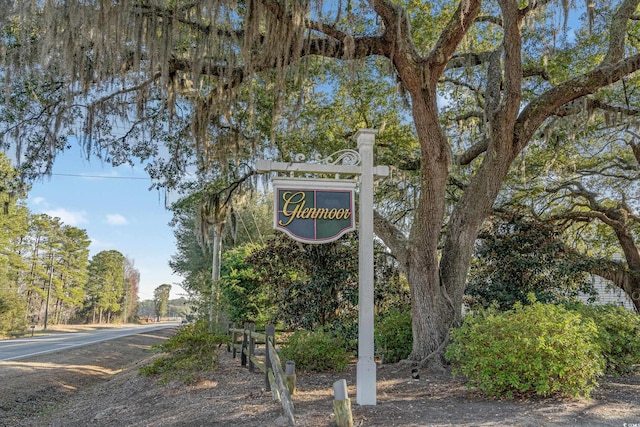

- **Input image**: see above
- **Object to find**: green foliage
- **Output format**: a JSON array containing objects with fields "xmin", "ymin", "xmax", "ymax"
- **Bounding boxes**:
[
  {"xmin": 219, "ymin": 243, "xmax": 273, "ymax": 326},
  {"xmin": 279, "ymin": 329, "xmax": 351, "ymax": 373},
  {"xmin": 446, "ymin": 301, "xmax": 604, "ymax": 399},
  {"xmin": 248, "ymin": 233, "xmax": 408, "ymax": 337},
  {"xmin": 154, "ymin": 284, "xmax": 172, "ymax": 320},
  {"xmin": 85, "ymin": 250, "xmax": 125, "ymax": 323},
  {"xmin": 0, "ymin": 288, "xmax": 27, "ymax": 335},
  {"xmin": 248, "ymin": 234, "xmax": 359, "ymax": 330},
  {"xmin": 139, "ymin": 320, "xmax": 231, "ymax": 383},
  {"xmin": 168, "ymin": 202, "xmax": 214, "ymax": 299},
  {"xmin": 1, "ymin": 155, "xmax": 93, "ymax": 329},
  {"xmin": 375, "ymin": 308, "xmax": 412, "ymax": 364},
  {"xmin": 468, "ymin": 215, "xmax": 594, "ymax": 310},
  {"xmin": 571, "ymin": 304, "xmax": 640, "ymax": 376},
  {"xmin": 223, "ymin": 193, "xmax": 274, "ymax": 247}
]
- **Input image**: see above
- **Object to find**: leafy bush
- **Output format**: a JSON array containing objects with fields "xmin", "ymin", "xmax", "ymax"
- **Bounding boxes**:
[
  {"xmin": 572, "ymin": 304, "xmax": 640, "ymax": 375},
  {"xmin": 279, "ymin": 329, "xmax": 351, "ymax": 372},
  {"xmin": 445, "ymin": 302, "xmax": 604, "ymax": 399},
  {"xmin": 248, "ymin": 234, "xmax": 407, "ymax": 334},
  {"xmin": 248, "ymin": 235, "xmax": 359, "ymax": 331},
  {"xmin": 0, "ymin": 289, "xmax": 27, "ymax": 336},
  {"xmin": 375, "ymin": 308, "xmax": 412, "ymax": 363},
  {"xmin": 220, "ymin": 243, "xmax": 273, "ymax": 327},
  {"xmin": 139, "ymin": 320, "xmax": 230, "ymax": 383},
  {"xmin": 468, "ymin": 215, "xmax": 594, "ymax": 310}
]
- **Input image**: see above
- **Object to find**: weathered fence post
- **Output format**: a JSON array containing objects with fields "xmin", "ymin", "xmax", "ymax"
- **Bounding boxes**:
[
  {"xmin": 267, "ymin": 334, "xmax": 295, "ymax": 426},
  {"xmin": 241, "ymin": 323, "xmax": 248, "ymax": 367},
  {"xmin": 231, "ymin": 325, "xmax": 238, "ymax": 359},
  {"xmin": 285, "ymin": 361, "xmax": 296, "ymax": 395},
  {"xmin": 248, "ymin": 322, "xmax": 256, "ymax": 373},
  {"xmin": 233, "ymin": 323, "xmax": 296, "ymax": 425},
  {"xmin": 265, "ymin": 324, "xmax": 275, "ymax": 391},
  {"xmin": 333, "ymin": 379, "xmax": 353, "ymax": 427},
  {"xmin": 227, "ymin": 322, "xmax": 234, "ymax": 353}
]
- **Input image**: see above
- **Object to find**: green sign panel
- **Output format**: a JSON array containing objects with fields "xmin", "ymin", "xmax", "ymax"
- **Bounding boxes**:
[{"xmin": 273, "ymin": 178, "xmax": 356, "ymax": 244}]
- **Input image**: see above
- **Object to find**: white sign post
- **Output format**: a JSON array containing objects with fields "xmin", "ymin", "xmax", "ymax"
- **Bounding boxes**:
[{"xmin": 256, "ymin": 129, "xmax": 388, "ymax": 405}]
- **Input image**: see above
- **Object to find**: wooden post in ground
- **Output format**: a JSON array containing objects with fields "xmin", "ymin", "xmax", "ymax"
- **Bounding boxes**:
[
  {"xmin": 248, "ymin": 323, "xmax": 256, "ymax": 372},
  {"xmin": 231, "ymin": 325, "xmax": 238, "ymax": 359},
  {"xmin": 241, "ymin": 323, "xmax": 248, "ymax": 367},
  {"xmin": 285, "ymin": 361, "xmax": 296, "ymax": 395},
  {"xmin": 265, "ymin": 324, "xmax": 275, "ymax": 391},
  {"xmin": 267, "ymin": 339, "xmax": 295, "ymax": 426},
  {"xmin": 333, "ymin": 379, "xmax": 353, "ymax": 427},
  {"xmin": 227, "ymin": 322, "xmax": 233, "ymax": 353}
]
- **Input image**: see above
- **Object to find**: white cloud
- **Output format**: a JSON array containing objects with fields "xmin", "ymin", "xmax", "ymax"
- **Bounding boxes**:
[
  {"xmin": 89, "ymin": 238, "xmax": 111, "ymax": 252},
  {"xmin": 44, "ymin": 208, "xmax": 88, "ymax": 226},
  {"xmin": 106, "ymin": 213, "xmax": 129, "ymax": 225},
  {"xmin": 31, "ymin": 196, "xmax": 47, "ymax": 206}
]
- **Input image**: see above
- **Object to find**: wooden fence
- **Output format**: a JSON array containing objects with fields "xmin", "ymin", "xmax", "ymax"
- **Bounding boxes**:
[{"xmin": 227, "ymin": 323, "xmax": 295, "ymax": 426}]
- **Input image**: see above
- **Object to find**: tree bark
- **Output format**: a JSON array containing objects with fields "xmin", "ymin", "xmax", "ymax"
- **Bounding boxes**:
[
  {"xmin": 586, "ymin": 260, "xmax": 640, "ymax": 312},
  {"xmin": 381, "ymin": 0, "xmax": 640, "ymax": 364}
]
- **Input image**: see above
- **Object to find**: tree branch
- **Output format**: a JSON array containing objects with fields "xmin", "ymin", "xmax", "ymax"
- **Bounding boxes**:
[
  {"xmin": 373, "ymin": 209, "xmax": 409, "ymax": 271},
  {"xmin": 475, "ymin": 15, "xmax": 502, "ymax": 26},
  {"xmin": 455, "ymin": 139, "xmax": 488, "ymax": 165},
  {"xmin": 428, "ymin": 0, "xmax": 483, "ymax": 75},
  {"xmin": 604, "ymin": 0, "xmax": 640, "ymax": 64},
  {"xmin": 516, "ymin": 53, "xmax": 640, "ymax": 149}
]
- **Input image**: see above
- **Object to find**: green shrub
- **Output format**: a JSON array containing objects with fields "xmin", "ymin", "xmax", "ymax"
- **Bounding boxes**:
[
  {"xmin": 573, "ymin": 304, "xmax": 640, "ymax": 376},
  {"xmin": 279, "ymin": 329, "xmax": 351, "ymax": 372},
  {"xmin": 139, "ymin": 320, "xmax": 230, "ymax": 383},
  {"xmin": 375, "ymin": 308, "xmax": 412, "ymax": 363},
  {"xmin": 0, "ymin": 289, "xmax": 27, "ymax": 336},
  {"xmin": 445, "ymin": 302, "xmax": 604, "ymax": 399},
  {"xmin": 220, "ymin": 244, "xmax": 273, "ymax": 327}
]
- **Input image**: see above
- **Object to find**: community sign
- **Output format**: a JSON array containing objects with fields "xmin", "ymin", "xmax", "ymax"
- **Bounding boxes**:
[{"xmin": 273, "ymin": 178, "xmax": 356, "ymax": 244}]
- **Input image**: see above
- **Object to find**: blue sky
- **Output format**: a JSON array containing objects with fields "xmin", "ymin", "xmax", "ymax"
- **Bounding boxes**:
[{"xmin": 26, "ymin": 145, "xmax": 184, "ymax": 301}]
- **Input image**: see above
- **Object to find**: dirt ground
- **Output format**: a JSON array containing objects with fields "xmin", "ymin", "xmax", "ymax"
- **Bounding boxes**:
[{"xmin": 1, "ymin": 326, "xmax": 640, "ymax": 427}]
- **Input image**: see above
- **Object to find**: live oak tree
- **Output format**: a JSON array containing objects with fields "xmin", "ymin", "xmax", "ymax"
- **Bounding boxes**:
[
  {"xmin": 504, "ymin": 128, "xmax": 640, "ymax": 312},
  {"xmin": 3, "ymin": 1, "xmax": 640, "ymax": 365}
]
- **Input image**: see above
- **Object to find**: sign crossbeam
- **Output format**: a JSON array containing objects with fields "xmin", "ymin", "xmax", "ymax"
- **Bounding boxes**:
[
  {"xmin": 256, "ymin": 159, "xmax": 389, "ymax": 178},
  {"xmin": 257, "ymin": 129, "xmax": 384, "ymax": 406}
]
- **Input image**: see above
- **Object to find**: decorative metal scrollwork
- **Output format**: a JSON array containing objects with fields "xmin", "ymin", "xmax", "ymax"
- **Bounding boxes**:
[{"xmin": 292, "ymin": 149, "xmax": 361, "ymax": 166}]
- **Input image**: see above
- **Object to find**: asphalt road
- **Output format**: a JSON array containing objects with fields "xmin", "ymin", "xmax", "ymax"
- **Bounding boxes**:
[{"xmin": 0, "ymin": 323, "xmax": 179, "ymax": 361}]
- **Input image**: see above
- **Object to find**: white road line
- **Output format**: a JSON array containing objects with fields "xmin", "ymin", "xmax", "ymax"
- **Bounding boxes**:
[{"xmin": 0, "ymin": 325, "xmax": 176, "ymax": 362}]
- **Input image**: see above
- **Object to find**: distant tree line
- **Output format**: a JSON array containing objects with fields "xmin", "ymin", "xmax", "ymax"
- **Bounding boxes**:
[
  {"xmin": 0, "ymin": 153, "xmax": 141, "ymax": 335},
  {"xmin": 137, "ymin": 295, "xmax": 191, "ymax": 322}
]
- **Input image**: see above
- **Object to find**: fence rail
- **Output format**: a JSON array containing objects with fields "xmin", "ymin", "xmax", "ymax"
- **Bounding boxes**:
[{"xmin": 227, "ymin": 323, "xmax": 295, "ymax": 426}]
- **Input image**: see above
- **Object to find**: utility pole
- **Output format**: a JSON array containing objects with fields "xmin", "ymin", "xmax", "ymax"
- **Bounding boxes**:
[
  {"xmin": 123, "ymin": 283, "xmax": 128, "ymax": 324},
  {"xmin": 122, "ymin": 263, "xmax": 128, "ymax": 324},
  {"xmin": 44, "ymin": 253, "xmax": 54, "ymax": 330}
]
